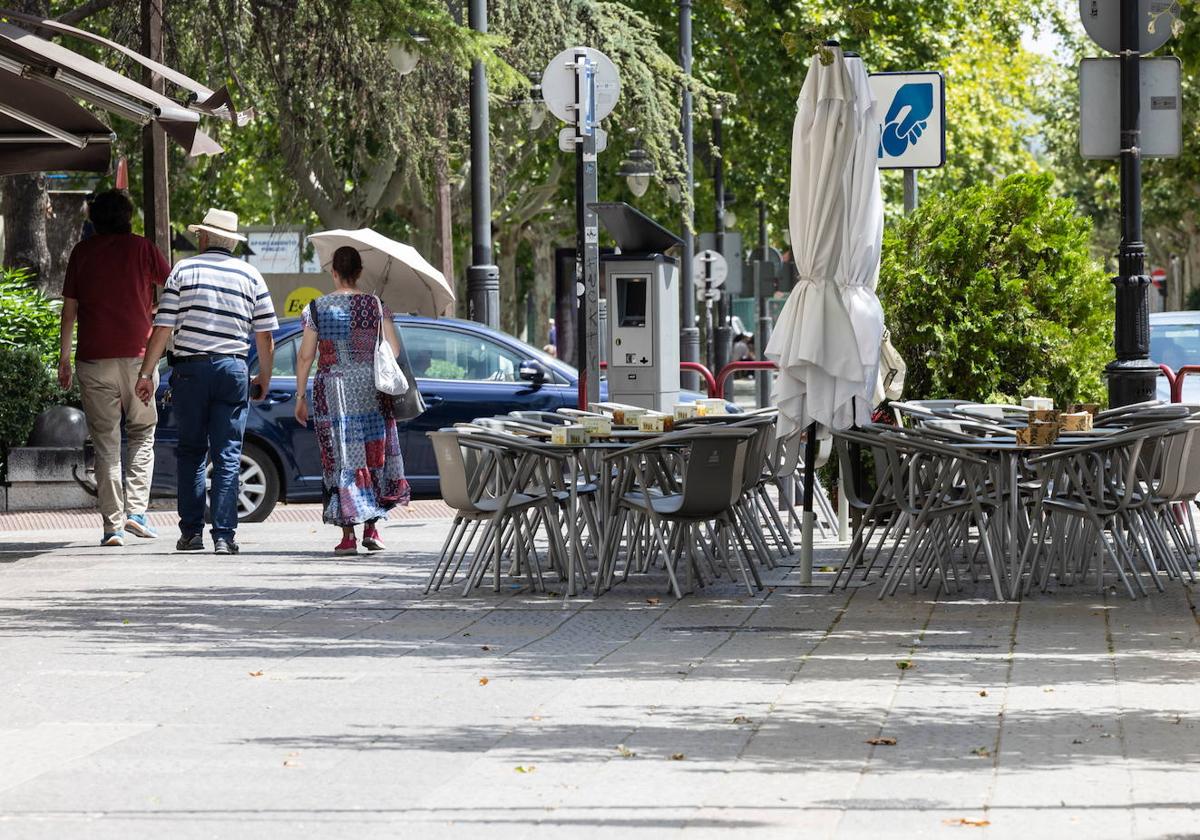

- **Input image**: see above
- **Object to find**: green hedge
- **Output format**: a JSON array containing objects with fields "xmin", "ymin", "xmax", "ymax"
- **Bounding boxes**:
[
  {"xmin": 878, "ymin": 172, "xmax": 1111, "ymax": 407},
  {"xmin": 0, "ymin": 347, "xmax": 60, "ymax": 451},
  {"xmin": 0, "ymin": 266, "xmax": 61, "ymax": 365}
]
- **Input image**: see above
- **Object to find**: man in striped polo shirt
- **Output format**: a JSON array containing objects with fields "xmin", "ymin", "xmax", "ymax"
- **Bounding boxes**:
[{"xmin": 135, "ymin": 208, "xmax": 277, "ymax": 555}]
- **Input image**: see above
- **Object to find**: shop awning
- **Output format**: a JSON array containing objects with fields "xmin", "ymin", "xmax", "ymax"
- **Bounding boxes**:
[
  {"xmin": 0, "ymin": 72, "xmax": 112, "ymax": 175},
  {"xmin": 0, "ymin": 18, "xmax": 223, "ymax": 157},
  {"xmin": 0, "ymin": 9, "xmax": 252, "ymax": 126}
]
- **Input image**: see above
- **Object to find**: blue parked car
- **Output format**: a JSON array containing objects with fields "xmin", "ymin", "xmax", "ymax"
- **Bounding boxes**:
[{"xmin": 151, "ymin": 315, "xmax": 724, "ymax": 521}]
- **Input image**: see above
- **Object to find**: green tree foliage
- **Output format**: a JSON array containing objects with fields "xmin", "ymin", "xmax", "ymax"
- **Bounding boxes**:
[
  {"xmin": 0, "ymin": 267, "xmax": 62, "ymax": 364},
  {"xmin": 878, "ymin": 173, "xmax": 1111, "ymax": 406},
  {"xmin": 626, "ymin": 0, "xmax": 1064, "ymax": 242}
]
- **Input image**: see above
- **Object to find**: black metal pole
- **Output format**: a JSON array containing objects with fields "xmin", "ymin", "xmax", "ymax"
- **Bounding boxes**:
[
  {"xmin": 1106, "ymin": 0, "xmax": 1158, "ymax": 407},
  {"xmin": 713, "ymin": 103, "xmax": 733, "ymax": 397},
  {"xmin": 754, "ymin": 198, "xmax": 772, "ymax": 407},
  {"xmin": 467, "ymin": 0, "xmax": 499, "ymax": 328},
  {"xmin": 679, "ymin": 0, "xmax": 700, "ymax": 390}
]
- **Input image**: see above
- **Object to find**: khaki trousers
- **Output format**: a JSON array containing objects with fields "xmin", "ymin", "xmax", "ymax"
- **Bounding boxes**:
[{"xmin": 76, "ymin": 358, "xmax": 159, "ymax": 533}]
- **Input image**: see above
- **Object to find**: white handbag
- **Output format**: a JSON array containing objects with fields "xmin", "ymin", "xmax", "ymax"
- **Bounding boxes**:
[
  {"xmin": 873, "ymin": 327, "xmax": 907, "ymax": 405},
  {"xmin": 373, "ymin": 296, "xmax": 409, "ymax": 396}
]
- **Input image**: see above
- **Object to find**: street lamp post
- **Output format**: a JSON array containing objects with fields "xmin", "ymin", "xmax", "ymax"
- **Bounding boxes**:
[
  {"xmin": 1106, "ymin": 0, "xmax": 1158, "ymax": 407},
  {"xmin": 712, "ymin": 102, "xmax": 733, "ymax": 394},
  {"xmin": 679, "ymin": 0, "xmax": 700, "ymax": 390},
  {"xmin": 467, "ymin": 0, "xmax": 500, "ymax": 329}
]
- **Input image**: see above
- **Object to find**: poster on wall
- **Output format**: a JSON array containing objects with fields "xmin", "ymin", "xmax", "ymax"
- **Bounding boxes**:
[{"xmin": 246, "ymin": 230, "xmax": 302, "ymax": 275}]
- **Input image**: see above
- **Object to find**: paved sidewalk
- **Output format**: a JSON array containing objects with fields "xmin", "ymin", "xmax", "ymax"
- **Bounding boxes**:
[{"xmin": 1, "ymin": 519, "xmax": 1198, "ymax": 839}]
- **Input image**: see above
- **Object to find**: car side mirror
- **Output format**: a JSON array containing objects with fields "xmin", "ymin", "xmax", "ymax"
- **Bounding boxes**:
[{"xmin": 519, "ymin": 361, "xmax": 547, "ymax": 387}]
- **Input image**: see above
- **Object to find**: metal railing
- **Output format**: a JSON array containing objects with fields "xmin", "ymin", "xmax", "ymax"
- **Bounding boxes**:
[
  {"xmin": 598, "ymin": 361, "xmax": 718, "ymax": 398},
  {"xmin": 1162, "ymin": 363, "xmax": 1200, "ymax": 404},
  {"xmin": 713, "ymin": 360, "xmax": 777, "ymax": 399}
]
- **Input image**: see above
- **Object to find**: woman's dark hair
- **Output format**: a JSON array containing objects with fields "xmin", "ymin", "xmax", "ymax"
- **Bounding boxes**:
[
  {"xmin": 332, "ymin": 246, "xmax": 363, "ymax": 283},
  {"xmin": 89, "ymin": 189, "xmax": 134, "ymax": 235}
]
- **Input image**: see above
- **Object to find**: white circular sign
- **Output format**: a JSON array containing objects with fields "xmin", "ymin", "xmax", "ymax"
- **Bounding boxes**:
[
  {"xmin": 1079, "ymin": 0, "xmax": 1175, "ymax": 55},
  {"xmin": 693, "ymin": 249, "xmax": 728, "ymax": 288},
  {"xmin": 541, "ymin": 47, "xmax": 621, "ymax": 126}
]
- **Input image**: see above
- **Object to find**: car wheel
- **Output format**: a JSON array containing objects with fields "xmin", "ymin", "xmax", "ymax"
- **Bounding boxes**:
[{"xmin": 204, "ymin": 441, "xmax": 280, "ymax": 523}]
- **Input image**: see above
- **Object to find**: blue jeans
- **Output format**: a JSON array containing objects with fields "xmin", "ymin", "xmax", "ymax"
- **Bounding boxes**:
[{"xmin": 171, "ymin": 356, "xmax": 249, "ymax": 541}]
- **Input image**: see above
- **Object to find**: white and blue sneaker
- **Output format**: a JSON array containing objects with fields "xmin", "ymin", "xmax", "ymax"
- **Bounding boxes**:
[
  {"xmin": 101, "ymin": 532, "xmax": 125, "ymax": 547},
  {"xmin": 124, "ymin": 514, "xmax": 158, "ymax": 539}
]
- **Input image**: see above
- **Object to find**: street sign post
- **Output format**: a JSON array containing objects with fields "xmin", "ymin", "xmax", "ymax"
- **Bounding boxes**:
[
  {"xmin": 1079, "ymin": 0, "xmax": 1176, "ymax": 55},
  {"xmin": 543, "ymin": 47, "xmax": 620, "ymax": 409},
  {"xmin": 694, "ymin": 249, "xmax": 727, "ymax": 370},
  {"xmin": 1084, "ymin": 0, "xmax": 1175, "ymax": 406},
  {"xmin": 869, "ymin": 71, "xmax": 946, "ymax": 213},
  {"xmin": 1080, "ymin": 57, "xmax": 1181, "ymax": 159}
]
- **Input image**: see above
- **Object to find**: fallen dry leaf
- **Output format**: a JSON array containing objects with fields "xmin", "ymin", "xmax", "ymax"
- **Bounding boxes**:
[
  {"xmin": 481, "ymin": 645, "xmax": 491, "ymax": 651},
  {"xmin": 732, "ymin": 715, "xmax": 753, "ymax": 725},
  {"xmin": 529, "ymin": 714, "xmax": 542, "ymax": 721},
  {"xmin": 479, "ymin": 677, "xmax": 489, "ymax": 686},
  {"xmin": 669, "ymin": 753, "xmax": 685, "ymax": 761},
  {"xmin": 866, "ymin": 737, "xmax": 897, "ymax": 746},
  {"xmin": 616, "ymin": 744, "xmax": 636, "ymax": 758},
  {"xmin": 979, "ymin": 690, "xmax": 988, "ymax": 697},
  {"xmin": 896, "ymin": 660, "xmax": 914, "ymax": 671},
  {"xmin": 514, "ymin": 765, "xmax": 535, "ymax": 774},
  {"xmin": 249, "ymin": 671, "xmax": 264, "ymax": 677},
  {"xmin": 283, "ymin": 759, "xmax": 301, "ymax": 768},
  {"xmin": 646, "ymin": 597, "xmax": 661, "ymax": 606},
  {"xmin": 970, "ymin": 746, "xmax": 991, "ymax": 757},
  {"xmin": 943, "ymin": 818, "xmax": 990, "ymax": 828}
]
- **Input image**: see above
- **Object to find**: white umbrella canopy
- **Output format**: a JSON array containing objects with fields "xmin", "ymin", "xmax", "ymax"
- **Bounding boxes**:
[
  {"xmin": 764, "ymin": 46, "xmax": 864, "ymax": 438},
  {"xmin": 307, "ymin": 229, "xmax": 455, "ymax": 317},
  {"xmin": 838, "ymin": 55, "xmax": 886, "ymax": 425}
]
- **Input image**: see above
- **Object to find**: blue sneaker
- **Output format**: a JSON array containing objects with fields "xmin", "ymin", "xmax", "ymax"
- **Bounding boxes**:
[
  {"xmin": 101, "ymin": 532, "xmax": 125, "ymax": 547},
  {"xmin": 125, "ymin": 513, "xmax": 158, "ymax": 539}
]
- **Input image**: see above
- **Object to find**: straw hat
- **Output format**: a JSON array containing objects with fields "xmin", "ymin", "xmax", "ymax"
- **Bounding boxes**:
[{"xmin": 187, "ymin": 207, "xmax": 247, "ymax": 242}]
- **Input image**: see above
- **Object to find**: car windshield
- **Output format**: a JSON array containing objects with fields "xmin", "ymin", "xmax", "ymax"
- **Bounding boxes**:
[{"xmin": 1151, "ymin": 321, "xmax": 1200, "ymax": 371}]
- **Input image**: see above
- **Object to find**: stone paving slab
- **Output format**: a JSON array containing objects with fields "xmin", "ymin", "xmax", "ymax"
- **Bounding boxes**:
[{"xmin": 0, "ymin": 518, "xmax": 1198, "ymax": 839}]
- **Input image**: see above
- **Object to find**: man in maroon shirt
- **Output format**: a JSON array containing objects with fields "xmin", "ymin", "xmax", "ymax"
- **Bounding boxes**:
[{"xmin": 58, "ymin": 190, "xmax": 171, "ymax": 546}]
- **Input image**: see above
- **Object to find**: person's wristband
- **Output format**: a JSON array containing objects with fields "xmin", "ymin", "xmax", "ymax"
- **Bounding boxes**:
[{"xmin": 137, "ymin": 371, "xmax": 153, "ymax": 381}]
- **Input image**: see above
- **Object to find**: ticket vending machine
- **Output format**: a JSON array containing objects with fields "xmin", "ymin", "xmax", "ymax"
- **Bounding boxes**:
[{"xmin": 590, "ymin": 202, "xmax": 683, "ymax": 411}]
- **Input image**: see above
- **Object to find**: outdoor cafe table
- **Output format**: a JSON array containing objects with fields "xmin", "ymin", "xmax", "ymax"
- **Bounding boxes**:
[
  {"xmin": 504, "ymin": 424, "xmax": 706, "ymax": 599},
  {"xmin": 954, "ymin": 431, "xmax": 1120, "ymax": 599}
]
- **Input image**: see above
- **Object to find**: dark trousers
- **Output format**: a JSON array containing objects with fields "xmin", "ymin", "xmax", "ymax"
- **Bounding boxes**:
[{"xmin": 171, "ymin": 356, "xmax": 248, "ymax": 541}]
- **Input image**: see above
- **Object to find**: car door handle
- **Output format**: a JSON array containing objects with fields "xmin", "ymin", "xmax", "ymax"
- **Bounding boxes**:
[
  {"xmin": 424, "ymin": 394, "xmax": 444, "ymax": 406},
  {"xmin": 264, "ymin": 389, "xmax": 293, "ymax": 405}
]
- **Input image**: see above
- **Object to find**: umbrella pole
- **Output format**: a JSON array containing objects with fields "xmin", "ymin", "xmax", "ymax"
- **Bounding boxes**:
[{"xmin": 800, "ymin": 421, "xmax": 817, "ymax": 583}]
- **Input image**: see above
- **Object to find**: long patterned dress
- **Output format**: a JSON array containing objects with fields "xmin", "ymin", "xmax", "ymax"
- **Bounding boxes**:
[{"xmin": 302, "ymin": 293, "xmax": 411, "ymax": 525}]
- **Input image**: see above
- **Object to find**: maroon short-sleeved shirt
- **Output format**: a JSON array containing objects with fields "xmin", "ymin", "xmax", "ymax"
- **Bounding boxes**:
[{"xmin": 61, "ymin": 233, "xmax": 171, "ymax": 361}]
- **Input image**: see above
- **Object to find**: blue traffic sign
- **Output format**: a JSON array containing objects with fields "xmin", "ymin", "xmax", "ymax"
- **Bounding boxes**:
[{"xmin": 869, "ymin": 71, "xmax": 946, "ymax": 170}]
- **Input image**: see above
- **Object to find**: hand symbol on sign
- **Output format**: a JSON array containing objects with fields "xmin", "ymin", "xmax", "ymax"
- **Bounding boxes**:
[{"xmin": 879, "ymin": 82, "xmax": 935, "ymax": 159}]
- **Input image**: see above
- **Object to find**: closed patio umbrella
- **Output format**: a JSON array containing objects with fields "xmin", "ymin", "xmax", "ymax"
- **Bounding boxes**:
[
  {"xmin": 308, "ymin": 229, "xmax": 455, "ymax": 318},
  {"xmin": 763, "ymin": 43, "xmax": 862, "ymax": 580},
  {"xmin": 839, "ymin": 54, "xmax": 886, "ymax": 421}
]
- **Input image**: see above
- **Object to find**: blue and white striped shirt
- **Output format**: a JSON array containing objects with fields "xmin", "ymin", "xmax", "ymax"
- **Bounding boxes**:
[{"xmin": 154, "ymin": 248, "xmax": 278, "ymax": 357}]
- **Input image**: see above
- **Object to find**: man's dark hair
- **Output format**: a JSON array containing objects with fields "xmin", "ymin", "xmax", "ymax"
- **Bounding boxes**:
[{"xmin": 89, "ymin": 190, "xmax": 134, "ymax": 235}]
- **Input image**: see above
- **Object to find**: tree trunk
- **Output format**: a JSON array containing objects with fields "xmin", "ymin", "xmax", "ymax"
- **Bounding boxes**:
[
  {"xmin": 531, "ymin": 235, "xmax": 554, "ymax": 350},
  {"xmin": 497, "ymin": 226, "xmax": 520, "ymax": 335},
  {"xmin": 1, "ymin": 175, "xmax": 52, "ymax": 283},
  {"xmin": 435, "ymin": 105, "xmax": 455, "ymax": 284}
]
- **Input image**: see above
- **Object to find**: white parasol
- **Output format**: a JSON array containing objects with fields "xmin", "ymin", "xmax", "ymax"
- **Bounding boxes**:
[
  {"xmin": 764, "ymin": 46, "xmax": 862, "ymax": 439},
  {"xmin": 308, "ymin": 229, "xmax": 454, "ymax": 317},
  {"xmin": 839, "ymin": 54, "xmax": 886, "ymax": 423}
]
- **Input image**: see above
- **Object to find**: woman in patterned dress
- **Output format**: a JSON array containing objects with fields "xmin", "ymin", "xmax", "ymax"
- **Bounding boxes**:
[{"xmin": 294, "ymin": 246, "xmax": 411, "ymax": 554}]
